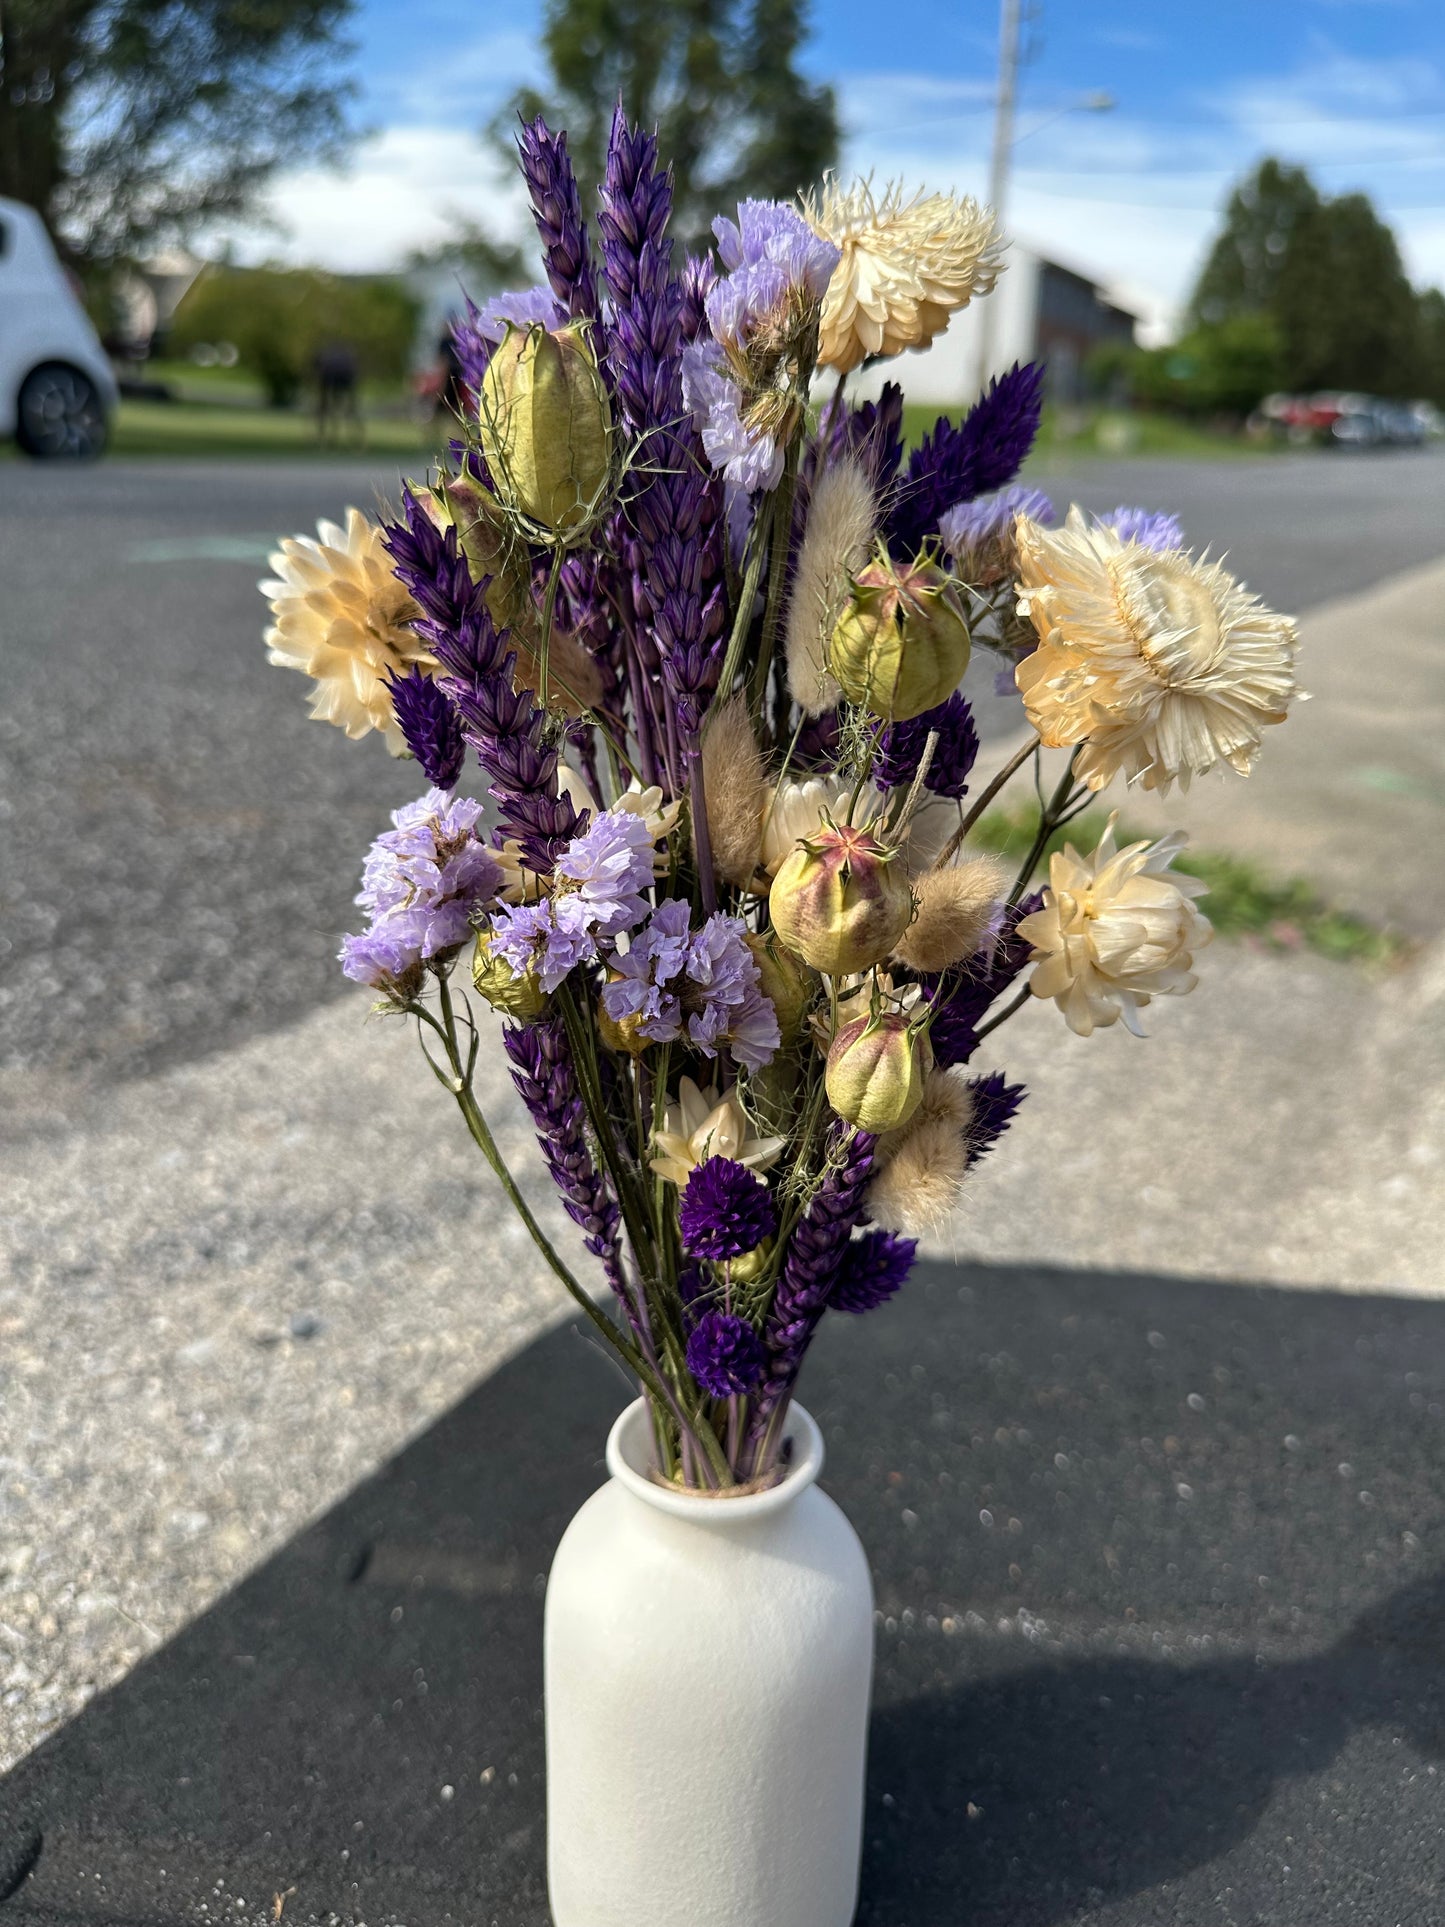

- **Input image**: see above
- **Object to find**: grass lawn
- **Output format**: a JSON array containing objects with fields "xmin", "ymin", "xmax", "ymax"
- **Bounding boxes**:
[
  {"xmin": 111, "ymin": 397, "xmax": 439, "ymax": 460},
  {"xmin": 900, "ymin": 400, "xmax": 1271, "ymax": 463}
]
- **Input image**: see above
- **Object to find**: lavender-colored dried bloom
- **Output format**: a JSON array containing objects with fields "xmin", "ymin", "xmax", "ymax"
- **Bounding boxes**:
[
  {"xmin": 340, "ymin": 789, "xmax": 501, "ymax": 990},
  {"xmin": 686, "ymin": 1309, "xmax": 767, "ymax": 1397},
  {"xmin": 927, "ymin": 893, "xmax": 1044, "ymax": 1068},
  {"xmin": 516, "ymin": 116, "xmax": 600, "ymax": 322},
  {"xmin": 503, "ymin": 1016, "xmax": 625, "ymax": 1295},
  {"xmin": 476, "ymin": 283, "xmax": 566, "ymax": 343},
  {"xmin": 751, "ymin": 1127, "xmax": 877, "ymax": 1430},
  {"xmin": 888, "ymin": 362, "xmax": 1045, "ymax": 556},
  {"xmin": 680, "ymin": 1156, "xmax": 777, "ymax": 1261},
  {"xmin": 386, "ymin": 665, "xmax": 465, "ymax": 790},
  {"xmin": 875, "ymin": 692, "xmax": 979, "ymax": 800},
  {"xmin": 383, "ymin": 490, "xmax": 584, "ymax": 873},
  {"xmin": 602, "ymin": 906, "xmax": 779, "ymax": 1071},
  {"xmin": 553, "ymin": 805, "xmax": 656, "ymax": 935},
  {"xmin": 489, "ymin": 896, "xmax": 596, "ymax": 993},
  {"xmin": 966, "ymin": 1071, "xmax": 1027, "ymax": 1160},
  {"xmin": 339, "ymin": 922, "xmax": 423, "ymax": 995},
  {"xmin": 831, "ymin": 1229, "xmax": 918, "ymax": 1314},
  {"xmin": 939, "ymin": 484, "xmax": 1054, "ymax": 561},
  {"xmin": 1099, "ymin": 505, "xmax": 1185, "ymax": 552},
  {"xmin": 711, "ymin": 200, "xmax": 839, "ymax": 300},
  {"xmin": 681, "ymin": 341, "xmax": 783, "ymax": 493}
]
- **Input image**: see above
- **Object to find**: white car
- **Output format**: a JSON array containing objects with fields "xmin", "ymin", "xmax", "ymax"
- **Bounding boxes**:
[{"xmin": 0, "ymin": 195, "xmax": 117, "ymax": 458}]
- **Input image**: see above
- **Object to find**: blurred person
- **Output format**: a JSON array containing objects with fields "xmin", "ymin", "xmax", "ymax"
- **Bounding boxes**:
[{"xmin": 313, "ymin": 340, "xmax": 361, "ymax": 446}]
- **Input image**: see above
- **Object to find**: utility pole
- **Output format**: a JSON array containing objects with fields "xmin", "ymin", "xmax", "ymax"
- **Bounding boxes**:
[{"xmin": 973, "ymin": 0, "xmax": 1022, "ymax": 401}]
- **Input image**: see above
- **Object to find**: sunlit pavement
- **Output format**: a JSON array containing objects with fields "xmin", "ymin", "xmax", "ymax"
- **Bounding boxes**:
[{"xmin": 2, "ymin": 449, "xmax": 1443, "ymax": 1773}]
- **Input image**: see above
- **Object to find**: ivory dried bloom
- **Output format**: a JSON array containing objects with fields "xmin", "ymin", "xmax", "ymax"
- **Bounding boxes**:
[
  {"xmin": 1016, "ymin": 815, "xmax": 1212, "ymax": 1037},
  {"xmin": 262, "ymin": 509, "xmax": 429, "ymax": 752},
  {"xmin": 805, "ymin": 176, "xmax": 1004, "ymax": 375},
  {"xmin": 1014, "ymin": 507, "xmax": 1301, "ymax": 794},
  {"xmin": 649, "ymin": 1078, "xmax": 786, "ymax": 1188}
]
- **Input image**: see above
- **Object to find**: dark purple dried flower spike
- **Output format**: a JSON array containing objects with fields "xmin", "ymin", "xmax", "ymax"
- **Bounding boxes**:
[
  {"xmin": 888, "ymin": 361, "xmax": 1044, "ymax": 555},
  {"xmin": 387, "ymin": 665, "xmax": 465, "ymax": 790},
  {"xmin": 680, "ymin": 1156, "xmax": 777, "ymax": 1261},
  {"xmin": 875, "ymin": 692, "xmax": 979, "ymax": 800},
  {"xmin": 831, "ymin": 1229, "xmax": 918, "ymax": 1315}
]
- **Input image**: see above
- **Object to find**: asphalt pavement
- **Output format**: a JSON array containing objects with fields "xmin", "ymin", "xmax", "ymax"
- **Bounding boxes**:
[{"xmin": 2, "ymin": 447, "xmax": 1443, "ymax": 1087}]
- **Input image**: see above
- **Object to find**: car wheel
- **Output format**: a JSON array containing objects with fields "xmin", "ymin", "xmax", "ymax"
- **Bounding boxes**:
[{"xmin": 14, "ymin": 363, "xmax": 109, "ymax": 460}]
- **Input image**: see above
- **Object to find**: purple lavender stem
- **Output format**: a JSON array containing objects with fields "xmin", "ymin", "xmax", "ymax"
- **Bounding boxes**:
[
  {"xmin": 516, "ymin": 116, "xmax": 601, "ymax": 323},
  {"xmin": 747, "ymin": 1127, "xmax": 877, "ymax": 1458},
  {"xmin": 502, "ymin": 1016, "xmax": 629, "ymax": 1302},
  {"xmin": 383, "ymin": 491, "xmax": 585, "ymax": 872}
]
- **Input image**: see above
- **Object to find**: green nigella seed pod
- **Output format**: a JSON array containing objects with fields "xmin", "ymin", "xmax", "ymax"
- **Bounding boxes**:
[
  {"xmin": 829, "ymin": 551, "xmax": 971, "ymax": 722},
  {"xmin": 824, "ymin": 1013, "xmax": 929, "ymax": 1133},
  {"xmin": 768, "ymin": 822, "xmax": 913, "ymax": 976},
  {"xmin": 472, "ymin": 931, "xmax": 548, "ymax": 1020},
  {"xmin": 479, "ymin": 321, "xmax": 612, "ymax": 536},
  {"xmin": 433, "ymin": 474, "xmax": 534, "ymax": 637},
  {"xmin": 743, "ymin": 932, "xmax": 815, "ymax": 1042}
]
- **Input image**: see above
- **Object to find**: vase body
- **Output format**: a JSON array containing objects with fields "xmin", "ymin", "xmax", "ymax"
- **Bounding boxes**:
[{"xmin": 544, "ymin": 1400, "xmax": 874, "ymax": 1927}]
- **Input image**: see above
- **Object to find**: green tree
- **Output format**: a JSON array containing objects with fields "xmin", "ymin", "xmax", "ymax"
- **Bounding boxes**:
[
  {"xmin": 0, "ymin": 0, "xmax": 357, "ymax": 262},
  {"xmin": 170, "ymin": 265, "xmax": 418, "ymax": 407},
  {"xmin": 1272, "ymin": 193, "xmax": 1420, "ymax": 396},
  {"xmin": 1104, "ymin": 313, "xmax": 1284, "ymax": 420},
  {"xmin": 1416, "ymin": 288, "xmax": 1445, "ymax": 409},
  {"xmin": 1189, "ymin": 159, "xmax": 1427, "ymax": 398},
  {"xmin": 493, "ymin": 0, "xmax": 838, "ymax": 248},
  {"xmin": 1189, "ymin": 159, "xmax": 1321, "ymax": 326}
]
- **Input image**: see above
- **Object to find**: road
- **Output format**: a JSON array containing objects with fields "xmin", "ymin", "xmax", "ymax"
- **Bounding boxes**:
[{"xmin": 1, "ymin": 447, "xmax": 1442, "ymax": 1085}]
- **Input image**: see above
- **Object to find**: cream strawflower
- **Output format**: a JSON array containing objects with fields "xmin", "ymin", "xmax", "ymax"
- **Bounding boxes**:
[
  {"xmin": 1016, "ymin": 814, "xmax": 1212, "ymax": 1037},
  {"xmin": 804, "ymin": 176, "xmax": 1004, "ymax": 375},
  {"xmin": 1014, "ymin": 507, "xmax": 1301, "ymax": 794},
  {"xmin": 262, "ymin": 509, "xmax": 430, "ymax": 752},
  {"xmin": 759, "ymin": 777, "xmax": 875, "ymax": 876},
  {"xmin": 649, "ymin": 1078, "xmax": 786, "ymax": 1188}
]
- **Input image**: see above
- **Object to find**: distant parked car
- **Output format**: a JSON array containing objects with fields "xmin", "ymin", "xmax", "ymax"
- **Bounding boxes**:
[
  {"xmin": 1330, "ymin": 399, "xmax": 1426, "ymax": 450},
  {"xmin": 0, "ymin": 196, "xmax": 117, "ymax": 459}
]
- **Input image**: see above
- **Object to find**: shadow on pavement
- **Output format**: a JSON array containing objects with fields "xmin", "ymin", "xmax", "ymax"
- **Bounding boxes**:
[{"xmin": 3, "ymin": 1259, "xmax": 1444, "ymax": 1926}]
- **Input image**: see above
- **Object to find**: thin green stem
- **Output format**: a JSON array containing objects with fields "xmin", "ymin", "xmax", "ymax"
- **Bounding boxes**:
[
  {"xmin": 976, "ymin": 981, "xmax": 1032, "ymax": 1042},
  {"xmin": 935, "ymin": 733, "xmax": 1041, "ymax": 869},
  {"xmin": 1008, "ymin": 751, "xmax": 1081, "ymax": 906},
  {"xmin": 414, "ymin": 981, "xmax": 664, "ymax": 1399},
  {"xmin": 715, "ymin": 517, "xmax": 770, "ymax": 702},
  {"xmin": 749, "ymin": 448, "xmax": 800, "ymax": 720}
]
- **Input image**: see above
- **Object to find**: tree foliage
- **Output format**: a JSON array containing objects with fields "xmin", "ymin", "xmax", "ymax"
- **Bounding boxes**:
[
  {"xmin": 0, "ymin": 0, "xmax": 358, "ymax": 262},
  {"xmin": 492, "ymin": 0, "xmax": 838, "ymax": 248},
  {"xmin": 1187, "ymin": 157, "xmax": 1438, "ymax": 402},
  {"xmin": 170, "ymin": 265, "xmax": 418, "ymax": 407}
]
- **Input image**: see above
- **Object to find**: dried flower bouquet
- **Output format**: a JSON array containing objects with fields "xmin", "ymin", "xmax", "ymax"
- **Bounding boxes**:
[{"xmin": 262, "ymin": 109, "xmax": 1300, "ymax": 1491}]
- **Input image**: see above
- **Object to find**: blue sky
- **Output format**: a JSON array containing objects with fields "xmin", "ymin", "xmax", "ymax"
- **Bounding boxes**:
[{"xmin": 233, "ymin": 0, "xmax": 1445, "ymax": 332}]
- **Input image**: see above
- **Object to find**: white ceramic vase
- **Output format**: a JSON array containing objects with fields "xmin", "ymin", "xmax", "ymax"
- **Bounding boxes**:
[{"xmin": 544, "ymin": 1398, "xmax": 875, "ymax": 1927}]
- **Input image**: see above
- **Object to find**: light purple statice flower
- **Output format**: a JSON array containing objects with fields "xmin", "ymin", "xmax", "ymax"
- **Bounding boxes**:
[
  {"xmin": 1099, "ymin": 505, "xmax": 1185, "ymax": 552},
  {"xmin": 684, "ymin": 200, "xmax": 841, "ymax": 496},
  {"xmin": 553, "ymin": 804, "xmax": 656, "ymax": 935},
  {"xmin": 939, "ymin": 484, "xmax": 1054, "ymax": 560},
  {"xmin": 489, "ymin": 804, "xmax": 658, "ymax": 992},
  {"xmin": 340, "ymin": 789, "xmax": 503, "ymax": 993},
  {"xmin": 711, "ymin": 201, "xmax": 839, "ymax": 302},
  {"xmin": 474, "ymin": 283, "xmax": 567, "ymax": 345},
  {"xmin": 602, "ymin": 908, "xmax": 780, "ymax": 1071},
  {"xmin": 681, "ymin": 341, "xmax": 784, "ymax": 493}
]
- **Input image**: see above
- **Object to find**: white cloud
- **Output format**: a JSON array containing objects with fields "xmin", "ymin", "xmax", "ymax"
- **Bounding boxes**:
[{"xmin": 215, "ymin": 124, "xmax": 532, "ymax": 273}]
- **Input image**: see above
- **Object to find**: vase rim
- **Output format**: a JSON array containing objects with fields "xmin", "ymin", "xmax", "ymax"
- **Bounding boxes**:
[{"xmin": 606, "ymin": 1399, "xmax": 824, "ymax": 1523}]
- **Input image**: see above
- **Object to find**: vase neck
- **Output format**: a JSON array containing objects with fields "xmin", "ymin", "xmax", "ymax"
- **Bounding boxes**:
[{"xmin": 606, "ymin": 1399, "xmax": 824, "ymax": 1527}]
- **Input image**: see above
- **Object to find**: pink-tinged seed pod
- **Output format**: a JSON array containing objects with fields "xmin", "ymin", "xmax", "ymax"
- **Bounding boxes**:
[
  {"xmin": 829, "ymin": 551, "xmax": 971, "ymax": 721},
  {"xmin": 825, "ymin": 1013, "xmax": 930, "ymax": 1133},
  {"xmin": 768, "ymin": 822, "xmax": 913, "ymax": 976}
]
